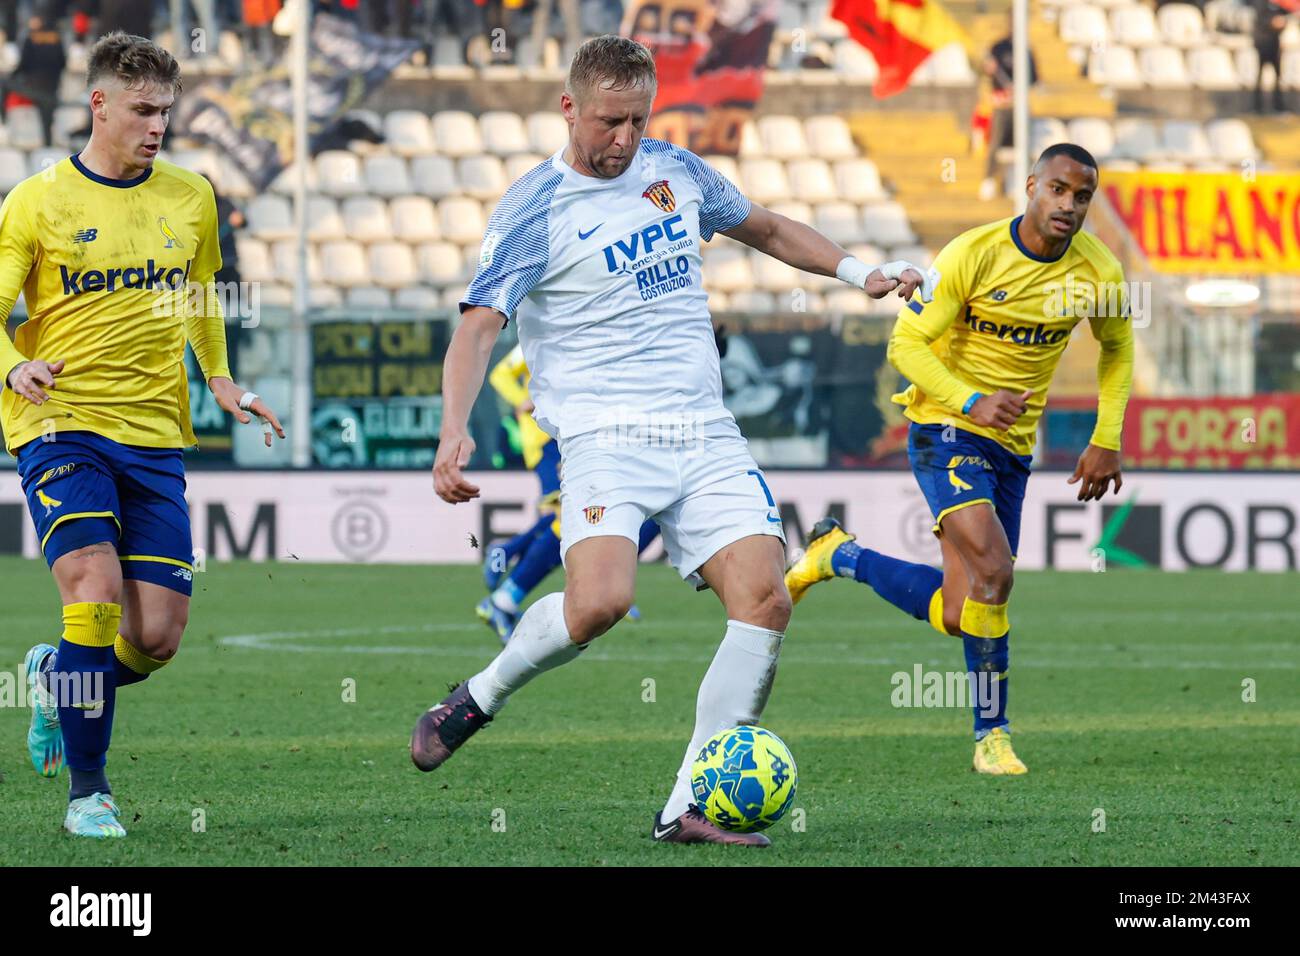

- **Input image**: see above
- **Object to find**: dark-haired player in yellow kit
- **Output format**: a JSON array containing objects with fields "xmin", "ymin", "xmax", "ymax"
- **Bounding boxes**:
[
  {"xmin": 787, "ymin": 144, "xmax": 1134, "ymax": 774},
  {"xmin": 0, "ymin": 32, "xmax": 285, "ymax": 837}
]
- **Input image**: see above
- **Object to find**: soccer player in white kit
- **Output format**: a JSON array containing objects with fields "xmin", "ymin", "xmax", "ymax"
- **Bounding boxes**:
[{"xmin": 411, "ymin": 36, "xmax": 933, "ymax": 846}]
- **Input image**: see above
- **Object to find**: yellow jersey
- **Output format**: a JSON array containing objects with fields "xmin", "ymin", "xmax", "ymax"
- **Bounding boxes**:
[
  {"xmin": 488, "ymin": 344, "xmax": 552, "ymax": 470},
  {"xmin": 888, "ymin": 215, "xmax": 1134, "ymax": 456},
  {"xmin": 0, "ymin": 155, "xmax": 230, "ymax": 455}
]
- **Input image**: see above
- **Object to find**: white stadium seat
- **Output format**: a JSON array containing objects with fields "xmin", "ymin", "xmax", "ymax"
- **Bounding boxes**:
[
  {"xmin": 419, "ymin": 242, "xmax": 467, "ymax": 286},
  {"xmin": 740, "ymin": 159, "xmax": 791, "ymax": 204},
  {"xmin": 394, "ymin": 286, "xmax": 443, "ymax": 311},
  {"xmin": 788, "ymin": 159, "xmax": 838, "ymax": 203},
  {"xmin": 1157, "ymin": 3, "xmax": 1204, "ymax": 46},
  {"xmin": 1032, "ymin": 117, "xmax": 1069, "ymax": 155},
  {"xmin": 707, "ymin": 290, "xmax": 730, "ymax": 312},
  {"xmin": 246, "ymin": 195, "xmax": 295, "ymax": 241},
  {"xmin": 861, "ymin": 202, "xmax": 915, "ymax": 247},
  {"xmin": 750, "ymin": 250, "xmax": 801, "ymax": 292},
  {"xmin": 389, "ymin": 196, "xmax": 441, "ymax": 242},
  {"xmin": 368, "ymin": 242, "xmax": 419, "ymax": 288},
  {"xmin": 814, "ymin": 201, "xmax": 864, "ymax": 245},
  {"xmin": 504, "ymin": 153, "xmax": 547, "ymax": 181},
  {"xmin": 457, "ymin": 154, "xmax": 508, "ymax": 200},
  {"xmin": 1235, "ymin": 47, "xmax": 1261, "ymax": 89},
  {"xmin": 318, "ymin": 241, "xmax": 370, "ymax": 287},
  {"xmin": 346, "ymin": 287, "xmax": 393, "ymax": 310},
  {"xmin": 738, "ymin": 120, "xmax": 764, "ymax": 158},
  {"xmin": 1112, "ymin": 117, "xmax": 1162, "ymax": 161},
  {"xmin": 52, "ymin": 105, "xmax": 88, "ymax": 148},
  {"xmin": 6, "ymin": 105, "xmax": 44, "ymax": 149},
  {"xmin": 927, "ymin": 43, "xmax": 975, "ymax": 84},
  {"xmin": 1139, "ymin": 46, "xmax": 1191, "ymax": 88},
  {"xmin": 804, "ymin": 115, "xmax": 857, "ymax": 160},
  {"xmin": 316, "ymin": 151, "xmax": 365, "ymax": 196},
  {"xmin": 270, "ymin": 240, "xmax": 323, "ymax": 282},
  {"xmin": 1188, "ymin": 46, "xmax": 1240, "ymax": 89},
  {"xmin": 479, "ymin": 111, "xmax": 531, "ymax": 156},
  {"xmin": 308, "ymin": 286, "xmax": 344, "ymax": 310},
  {"xmin": 834, "ymin": 39, "xmax": 879, "ymax": 81},
  {"xmin": 728, "ymin": 291, "xmax": 776, "ymax": 313},
  {"xmin": 234, "ymin": 237, "xmax": 274, "ymax": 283},
  {"xmin": 27, "ymin": 148, "xmax": 65, "ymax": 176},
  {"xmin": 1110, "ymin": 4, "xmax": 1159, "ymax": 47},
  {"xmin": 306, "ymin": 196, "xmax": 346, "ymax": 241},
  {"xmin": 1088, "ymin": 45, "xmax": 1142, "ymax": 88},
  {"xmin": 437, "ymin": 198, "xmax": 486, "ymax": 244},
  {"xmin": 433, "ymin": 111, "xmax": 484, "ymax": 158},
  {"xmin": 1067, "ymin": 117, "xmax": 1116, "ymax": 160},
  {"xmin": 364, "ymin": 155, "xmax": 413, "ymax": 197},
  {"xmin": 384, "ymin": 110, "xmax": 435, "ymax": 157},
  {"xmin": 170, "ymin": 148, "xmax": 219, "ymax": 179},
  {"xmin": 833, "ymin": 159, "xmax": 885, "ymax": 203},
  {"xmin": 757, "ymin": 115, "xmax": 809, "ymax": 159},
  {"xmin": 1283, "ymin": 49, "xmax": 1300, "ymax": 89},
  {"xmin": 525, "ymin": 112, "xmax": 568, "ymax": 154},
  {"xmin": 702, "ymin": 243, "xmax": 754, "ymax": 292},
  {"xmin": 703, "ymin": 155, "xmax": 741, "ymax": 188},
  {"xmin": 1061, "ymin": 5, "xmax": 1109, "ymax": 46},
  {"xmin": 1161, "ymin": 121, "xmax": 1212, "ymax": 163},
  {"xmin": 410, "ymin": 155, "xmax": 457, "ymax": 199},
  {"xmin": 341, "ymin": 197, "xmax": 393, "ymax": 242},
  {"xmin": 1205, "ymin": 119, "xmax": 1257, "ymax": 164},
  {"xmin": 770, "ymin": 201, "xmax": 813, "ymax": 226},
  {"xmin": 823, "ymin": 288, "xmax": 871, "ymax": 314}
]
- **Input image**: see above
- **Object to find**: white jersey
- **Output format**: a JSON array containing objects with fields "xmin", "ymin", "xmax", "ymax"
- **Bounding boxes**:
[{"xmin": 461, "ymin": 138, "xmax": 751, "ymax": 440}]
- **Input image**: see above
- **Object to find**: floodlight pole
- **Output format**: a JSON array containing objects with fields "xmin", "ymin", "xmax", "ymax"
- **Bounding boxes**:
[
  {"xmin": 1012, "ymin": 0, "xmax": 1030, "ymax": 204},
  {"xmin": 291, "ymin": 0, "xmax": 313, "ymax": 468}
]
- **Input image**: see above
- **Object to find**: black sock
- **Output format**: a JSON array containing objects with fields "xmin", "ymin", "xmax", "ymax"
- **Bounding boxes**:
[{"xmin": 69, "ymin": 767, "xmax": 111, "ymax": 801}]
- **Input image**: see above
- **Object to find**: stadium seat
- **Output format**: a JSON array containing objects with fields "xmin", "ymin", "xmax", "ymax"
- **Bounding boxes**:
[
  {"xmin": 890, "ymin": 245, "xmax": 934, "ymax": 270},
  {"xmin": 308, "ymin": 285, "xmax": 344, "ymax": 310},
  {"xmin": 432, "ymin": 36, "xmax": 466, "ymax": 70},
  {"xmin": 1161, "ymin": 120, "xmax": 1212, "ymax": 162},
  {"xmin": 316, "ymin": 151, "xmax": 366, "ymax": 197},
  {"xmin": 1205, "ymin": 119, "xmax": 1257, "ymax": 163},
  {"xmin": 833, "ymin": 159, "xmax": 885, "ymax": 203},
  {"xmin": 368, "ymin": 242, "xmax": 419, "ymax": 288},
  {"xmin": 247, "ymin": 195, "xmax": 295, "ymax": 241},
  {"xmin": 362, "ymin": 155, "xmax": 413, "ymax": 198},
  {"xmin": 757, "ymin": 115, "xmax": 810, "ymax": 159},
  {"xmin": 52, "ymin": 105, "xmax": 88, "ymax": 148},
  {"xmin": 341, "ymin": 197, "xmax": 393, "ymax": 242},
  {"xmin": 256, "ymin": 284, "xmax": 292, "ymax": 309},
  {"xmin": 834, "ymin": 39, "xmax": 879, "ymax": 81},
  {"xmin": 318, "ymin": 241, "xmax": 369, "ymax": 287},
  {"xmin": 438, "ymin": 286, "xmax": 465, "ymax": 309},
  {"xmin": 394, "ymin": 285, "xmax": 443, "ymax": 311},
  {"xmin": 814, "ymin": 202, "xmax": 864, "ymax": 245},
  {"xmin": 1066, "ymin": 117, "xmax": 1116, "ymax": 160},
  {"xmin": 861, "ymin": 202, "xmax": 915, "ymax": 247},
  {"xmin": 1157, "ymin": 3, "xmax": 1205, "ymax": 46},
  {"xmin": 306, "ymin": 196, "xmax": 346, "ymax": 241},
  {"xmin": 1283, "ymin": 49, "xmax": 1300, "ymax": 89},
  {"xmin": 1139, "ymin": 46, "xmax": 1191, "ymax": 88},
  {"xmin": 525, "ymin": 112, "xmax": 568, "ymax": 154},
  {"xmin": 438, "ymin": 197, "xmax": 486, "ymax": 244},
  {"xmin": 804, "ymin": 115, "xmax": 857, "ymax": 160},
  {"xmin": 410, "ymin": 155, "xmax": 457, "ymax": 199},
  {"xmin": 170, "ymin": 148, "xmax": 219, "ymax": 179},
  {"xmin": 27, "ymin": 148, "xmax": 65, "ymax": 176},
  {"xmin": 706, "ymin": 290, "xmax": 730, "ymax": 313},
  {"xmin": 58, "ymin": 70, "xmax": 84, "ymax": 105},
  {"xmin": 703, "ymin": 155, "xmax": 741, "ymax": 187},
  {"xmin": 234, "ymin": 237, "xmax": 274, "ymax": 283},
  {"xmin": 505, "ymin": 153, "xmax": 547, "ymax": 181},
  {"xmin": 738, "ymin": 120, "xmax": 764, "ymax": 158},
  {"xmin": 740, "ymin": 159, "xmax": 791, "ymax": 204},
  {"xmin": 389, "ymin": 196, "xmax": 441, "ymax": 242},
  {"xmin": 728, "ymin": 291, "xmax": 776, "ymax": 313},
  {"xmin": 1061, "ymin": 5, "xmax": 1109, "ymax": 46},
  {"xmin": 214, "ymin": 155, "xmax": 255, "ymax": 199},
  {"xmin": 270, "ymin": 240, "xmax": 323, "ymax": 283},
  {"xmin": 788, "ymin": 159, "xmax": 838, "ymax": 203},
  {"xmin": 346, "ymin": 286, "xmax": 394, "ymax": 310},
  {"xmin": 418, "ymin": 241, "xmax": 466, "ymax": 286},
  {"xmin": 384, "ymin": 110, "xmax": 436, "ymax": 157},
  {"xmin": 769, "ymin": 200, "xmax": 814, "ymax": 227},
  {"xmin": 702, "ymin": 243, "xmax": 754, "ymax": 292},
  {"xmin": 6, "ymin": 105, "xmax": 44, "ymax": 149},
  {"xmin": 458, "ymin": 154, "xmax": 508, "ymax": 200},
  {"xmin": 1088, "ymin": 45, "xmax": 1142, "ymax": 88},
  {"xmin": 480, "ymin": 111, "xmax": 531, "ymax": 156},
  {"xmin": 750, "ymin": 250, "xmax": 801, "ymax": 292},
  {"xmin": 1235, "ymin": 46, "xmax": 1261, "ymax": 89},
  {"xmin": 1111, "ymin": 4, "xmax": 1159, "ymax": 47},
  {"xmin": 1031, "ymin": 117, "xmax": 1069, "ymax": 155},
  {"xmin": 433, "ymin": 111, "xmax": 484, "ymax": 157},
  {"xmin": 823, "ymin": 287, "xmax": 872, "ymax": 314},
  {"xmin": 928, "ymin": 44, "xmax": 976, "ymax": 84},
  {"xmin": 1112, "ymin": 117, "xmax": 1162, "ymax": 161},
  {"xmin": 1188, "ymin": 46, "xmax": 1240, "ymax": 89}
]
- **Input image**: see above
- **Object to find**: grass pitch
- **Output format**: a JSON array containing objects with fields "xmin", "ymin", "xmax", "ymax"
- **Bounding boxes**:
[{"xmin": 1, "ymin": 557, "xmax": 1296, "ymax": 866}]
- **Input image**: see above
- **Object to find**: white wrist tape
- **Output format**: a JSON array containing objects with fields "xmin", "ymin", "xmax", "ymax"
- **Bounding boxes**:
[
  {"xmin": 835, "ymin": 256, "xmax": 873, "ymax": 290},
  {"xmin": 238, "ymin": 391, "xmax": 259, "ymax": 411}
]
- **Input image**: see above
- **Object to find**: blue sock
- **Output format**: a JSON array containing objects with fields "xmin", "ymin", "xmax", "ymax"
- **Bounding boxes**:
[
  {"xmin": 56, "ymin": 603, "xmax": 121, "ymax": 790},
  {"xmin": 113, "ymin": 657, "xmax": 150, "ymax": 687},
  {"xmin": 832, "ymin": 542, "xmax": 943, "ymax": 621},
  {"xmin": 502, "ymin": 513, "xmax": 554, "ymax": 561},
  {"xmin": 637, "ymin": 520, "xmax": 660, "ymax": 554},
  {"xmin": 959, "ymin": 599, "xmax": 1010, "ymax": 739},
  {"xmin": 507, "ymin": 525, "xmax": 562, "ymax": 596}
]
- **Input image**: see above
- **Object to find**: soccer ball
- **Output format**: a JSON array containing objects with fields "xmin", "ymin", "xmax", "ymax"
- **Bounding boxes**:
[{"xmin": 691, "ymin": 725, "xmax": 797, "ymax": 832}]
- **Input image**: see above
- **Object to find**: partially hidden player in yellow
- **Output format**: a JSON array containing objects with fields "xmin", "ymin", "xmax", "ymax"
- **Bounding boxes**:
[
  {"xmin": 787, "ymin": 144, "xmax": 1134, "ymax": 774},
  {"xmin": 0, "ymin": 33, "xmax": 285, "ymax": 837}
]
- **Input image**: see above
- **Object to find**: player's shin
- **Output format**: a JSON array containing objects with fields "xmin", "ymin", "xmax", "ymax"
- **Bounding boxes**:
[
  {"xmin": 660, "ymin": 620, "xmax": 784, "ymax": 823},
  {"xmin": 55, "ymin": 602, "xmax": 122, "ymax": 798},
  {"xmin": 113, "ymin": 634, "xmax": 170, "ymax": 687},
  {"xmin": 959, "ymin": 598, "xmax": 1010, "ymax": 738},
  {"xmin": 466, "ymin": 592, "xmax": 583, "ymax": 715},
  {"xmin": 832, "ymin": 541, "xmax": 944, "ymax": 623}
]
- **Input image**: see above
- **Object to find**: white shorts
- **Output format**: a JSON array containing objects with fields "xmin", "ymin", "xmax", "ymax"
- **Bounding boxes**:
[{"xmin": 557, "ymin": 418, "xmax": 786, "ymax": 580}]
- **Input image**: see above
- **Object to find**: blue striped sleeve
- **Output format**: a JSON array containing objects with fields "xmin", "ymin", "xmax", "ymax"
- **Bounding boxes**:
[
  {"xmin": 460, "ymin": 162, "xmax": 563, "ymax": 320},
  {"xmin": 647, "ymin": 139, "xmax": 752, "ymax": 242}
]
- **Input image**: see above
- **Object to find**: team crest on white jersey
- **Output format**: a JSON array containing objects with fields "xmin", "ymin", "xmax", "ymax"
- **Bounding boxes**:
[
  {"xmin": 642, "ymin": 180, "xmax": 676, "ymax": 213},
  {"xmin": 583, "ymin": 505, "xmax": 606, "ymax": 525}
]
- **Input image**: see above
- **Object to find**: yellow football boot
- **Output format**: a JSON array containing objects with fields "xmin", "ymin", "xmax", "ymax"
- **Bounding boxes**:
[
  {"xmin": 784, "ymin": 517, "xmax": 856, "ymax": 605},
  {"xmin": 972, "ymin": 727, "xmax": 1028, "ymax": 775}
]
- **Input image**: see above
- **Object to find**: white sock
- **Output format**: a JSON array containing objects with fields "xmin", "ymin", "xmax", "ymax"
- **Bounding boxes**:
[
  {"xmin": 491, "ymin": 585, "xmax": 520, "ymax": 614},
  {"xmin": 660, "ymin": 619, "xmax": 784, "ymax": 822},
  {"xmin": 466, "ymin": 592, "xmax": 581, "ymax": 715}
]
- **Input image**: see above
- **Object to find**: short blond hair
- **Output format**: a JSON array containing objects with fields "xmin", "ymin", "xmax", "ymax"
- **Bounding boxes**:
[
  {"xmin": 565, "ymin": 35, "xmax": 656, "ymax": 104},
  {"xmin": 87, "ymin": 32, "xmax": 182, "ymax": 94}
]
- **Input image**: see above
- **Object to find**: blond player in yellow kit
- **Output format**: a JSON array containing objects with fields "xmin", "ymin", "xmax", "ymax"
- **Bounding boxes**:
[
  {"xmin": 787, "ymin": 144, "xmax": 1134, "ymax": 774},
  {"xmin": 0, "ymin": 33, "xmax": 284, "ymax": 837}
]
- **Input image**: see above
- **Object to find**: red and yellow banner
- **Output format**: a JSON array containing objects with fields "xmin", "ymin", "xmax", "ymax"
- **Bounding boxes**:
[
  {"xmin": 1103, "ymin": 171, "xmax": 1300, "ymax": 274},
  {"xmin": 832, "ymin": 0, "xmax": 968, "ymax": 98},
  {"xmin": 1123, "ymin": 395, "xmax": 1300, "ymax": 470}
]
